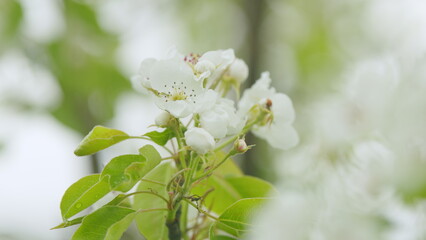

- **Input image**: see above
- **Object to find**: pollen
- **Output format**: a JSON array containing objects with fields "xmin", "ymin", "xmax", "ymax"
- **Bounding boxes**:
[{"xmin": 161, "ymin": 81, "xmax": 197, "ymax": 103}]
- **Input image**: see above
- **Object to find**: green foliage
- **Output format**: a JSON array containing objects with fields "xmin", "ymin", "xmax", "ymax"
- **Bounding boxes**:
[
  {"xmin": 192, "ymin": 175, "xmax": 240, "ymax": 215},
  {"xmin": 138, "ymin": 144, "xmax": 162, "ymax": 169},
  {"xmin": 101, "ymin": 154, "xmax": 147, "ymax": 192},
  {"xmin": 212, "ymin": 153, "xmax": 243, "ymax": 178},
  {"xmin": 217, "ymin": 198, "xmax": 269, "ymax": 237},
  {"xmin": 71, "ymin": 206, "xmax": 137, "ymax": 240},
  {"xmin": 144, "ymin": 128, "xmax": 175, "ymax": 146},
  {"xmin": 191, "ymin": 174, "xmax": 275, "ymax": 215},
  {"xmin": 134, "ymin": 162, "xmax": 175, "ymax": 240},
  {"xmin": 51, "ymin": 216, "xmax": 84, "ymax": 230},
  {"xmin": 226, "ymin": 176, "xmax": 277, "ymax": 198},
  {"xmin": 60, "ymin": 174, "xmax": 110, "ymax": 220},
  {"xmin": 74, "ymin": 126, "xmax": 129, "ymax": 156},
  {"xmin": 0, "ymin": 0, "xmax": 22, "ymax": 53},
  {"xmin": 100, "ymin": 145, "xmax": 162, "ymax": 192}
]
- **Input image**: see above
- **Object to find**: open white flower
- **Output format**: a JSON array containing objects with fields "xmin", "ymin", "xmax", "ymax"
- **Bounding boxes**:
[
  {"xmin": 185, "ymin": 127, "xmax": 215, "ymax": 154},
  {"xmin": 239, "ymin": 72, "xmax": 299, "ymax": 150},
  {"xmin": 195, "ymin": 49, "xmax": 235, "ymax": 83},
  {"xmin": 136, "ymin": 54, "xmax": 216, "ymax": 118}
]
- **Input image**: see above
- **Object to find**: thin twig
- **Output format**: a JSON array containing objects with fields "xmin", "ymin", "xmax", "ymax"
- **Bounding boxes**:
[{"xmin": 184, "ymin": 199, "xmax": 219, "ymax": 221}]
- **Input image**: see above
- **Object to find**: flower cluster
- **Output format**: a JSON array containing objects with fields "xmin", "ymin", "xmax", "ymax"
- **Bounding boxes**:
[{"xmin": 134, "ymin": 49, "xmax": 298, "ymax": 153}]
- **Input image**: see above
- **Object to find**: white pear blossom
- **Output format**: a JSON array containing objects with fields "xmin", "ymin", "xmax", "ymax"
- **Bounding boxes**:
[
  {"xmin": 200, "ymin": 97, "xmax": 245, "ymax": 139},
  {"xmin": 239, "ymin": 72, "xmax": 299, "ymax": 150},
  {"xmin": 195, "ymin": 49, "xmax": 235, "ymax": 83},
  {"xmin": 184, "ymin": 127, "xmax": 215, "ymax": 154},
  {"xmin": 135, "ymin": 54, "xmax": 216, "ymax": 118},
  {"xmin": 227, "ymin": 58, "xmax": 249, "ymax": 83}
]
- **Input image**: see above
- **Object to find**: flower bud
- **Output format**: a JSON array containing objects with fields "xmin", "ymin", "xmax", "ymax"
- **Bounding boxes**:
[
  {"xmin": 234, "ymin": 138, "xmax": 249, "ymax": 153},
  {"xmin": 184, "ymin": 127, "xmax": 215, "ymax": 154},
  {"xmin": 228, "ymin": 58, "xmax": 249, "ymax": 83},
  {"xmin": 155, "ymin": 111, "xmax": 172, "ymax": 126}
]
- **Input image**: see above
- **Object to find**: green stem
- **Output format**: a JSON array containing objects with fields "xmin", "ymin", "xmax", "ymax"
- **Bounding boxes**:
[
  {"xmin": 161, "ymin": 145, "xmax": 174, "ymax": 155},
  {"xmin": 193, "ymin": 152, "xmax": 233, "ymax": 182},
  {"xmin": 161, "ymin": 156, "xmax": 175, "ymax": 161},
  {"xmin": 215, "ymin": 135, "xmax": 240, "ymax": 152},
  {"xmin": 124, "ymin": 191, "xmax": 169, "ymax": 205},
  {"xmin": 167, "ymin": 206, "xmax": 182, "ymax": 240},
  {"xmin": 174, "ymin": 120, "xmax": 187, "ymax": 169},
  {"xmin": 138, "ymin": 208, "xmax": 169, "ymax": 214},
  {"xmin": 215, "ymin": 116, "xmax": 260, "ymax": 152},
  {"xmin": 167, "ymin": 168, "xmax": 191, "ymax": 191},
  {"xmin": 180, "ymin": 201, "xmax": 189, "ymax": 240},
  {"xmin": 184, "ymin": 199, "xmax": 219, "ymax": 221}
]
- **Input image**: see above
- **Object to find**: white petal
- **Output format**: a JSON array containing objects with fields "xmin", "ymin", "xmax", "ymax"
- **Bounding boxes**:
[
  {"xmin": 200, "ymin": 108, "xmax": 229, "ymax": 139},
  {"xmin": 135, "ymin": 58, "xmax": 156, "ymax": 90},
  {"xmin": 131, "ymin": 75, "xmax": 149, "ymax": 94},
  {"xmin": 149, "ymin": 57, "xmax": 202, "ymax": 93},
  {"xmin": 193, "ymin": 89, "xmax": 219, "ymax": 113},
  {"xmin": 199, "ymin": 49, "xmax": 236, "ymax": 82},
  {"xmin": 253, "ymin": 123, "xmax": 299, "ymax": 150},
  {"xmin": 239, "ymin": 72, "xmax": 276, "ymax": 114},
  {"xmin": 154, "ymin": 98, "xmax": 192, "ymax": 118},
  {"xmin": 199, "ymin": 49, "xmax": 235, "ymax": 66},
  {"xmin": 271, "ymin": 93, "xmax": 295, "ymax": 124}
]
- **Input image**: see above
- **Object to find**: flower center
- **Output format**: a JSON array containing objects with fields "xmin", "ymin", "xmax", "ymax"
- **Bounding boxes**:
[
  {"xmin": 162, "ymin": 81, "xmax": 197, "ymax": 103},
  {"xmin": 183, "ymin": 53, "xmax": 200, "ymax": 66}
]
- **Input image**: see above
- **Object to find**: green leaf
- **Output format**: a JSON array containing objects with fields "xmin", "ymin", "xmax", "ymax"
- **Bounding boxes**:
[
  {"xmin": 144, "ymin": 128, "xmax": 174, "ymax": 146},
  {"xmin": 218, "ymin": 198, "xmax": 269, "ymax": 237},
  {"xmin": 51, "ymin": 216, "xmax": 84, "ymax": 230},
  {"xmin": 191, "ymin": 175, "xmax": 241, "ymax": 215},
  {"xmin": 225, "ymin": 176, "xmax": 277, "ymax": 198},
  {"xmin": 74, "ymin": 126, "xmax": 130, "ymax": 156},
  {"xmin": 105, "ymin": 194, "xmax": 128, "ymax": 206},
  {"xmin": 61, "ymin": 174, "xmax": 110, "ymax": 220},
  {"xmin": 53, "ymin": 193, "xmax": 131, "ymax": 229},
  {"xmin": 138, "ymin": 144, "xmax": 162, "ymax": 170},
  {"xmin": 191, "ymin": 175, "xmax": 274, "ymax": 215},
  {"xmin": 208, "ymin": 152, "xmax": 242, "ymax": 178},
  {"xmin": 72, "ymin": 206, "xmax": 136, "ymax": 240},
  {"xmin": 134, "ymin": 162, "xmax": 175, "ymax": 240},
  {"xmin": 101, "ymin": 154, "xmax": 147, "ymax": 192},
  {"xmin": 209, "ymin": 222, "xmax": 239, "ymax": 240},
  {"xmin": 99, "ymin": 145, "xmax": 162, "ymax": 192}
]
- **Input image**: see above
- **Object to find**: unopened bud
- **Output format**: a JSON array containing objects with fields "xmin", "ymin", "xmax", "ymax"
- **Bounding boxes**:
[
  {"xmin": 185, "ymin": 127, "xmax": 215, "ymax": 155},
  {"xmin": 228, "ymin": 58, "xmax": 249, "ymax": 83},
  {"xmin": 155, "ymin": 111, "xmax": 172, "ymax": 126},
  {"xmin": 234, "ymin": 138, "xmax": 249, "ymax": 153}
]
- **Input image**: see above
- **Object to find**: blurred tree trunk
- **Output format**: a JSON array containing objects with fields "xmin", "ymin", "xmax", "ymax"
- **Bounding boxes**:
[{"xmin": 242, "ymin": 0, "xmax": 276, "ymax": 182}]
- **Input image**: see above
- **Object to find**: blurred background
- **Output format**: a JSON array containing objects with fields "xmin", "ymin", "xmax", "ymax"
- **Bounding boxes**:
[{"xmin": 1, "ymin": 0, "xmax": 426, "ymax": 239}]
